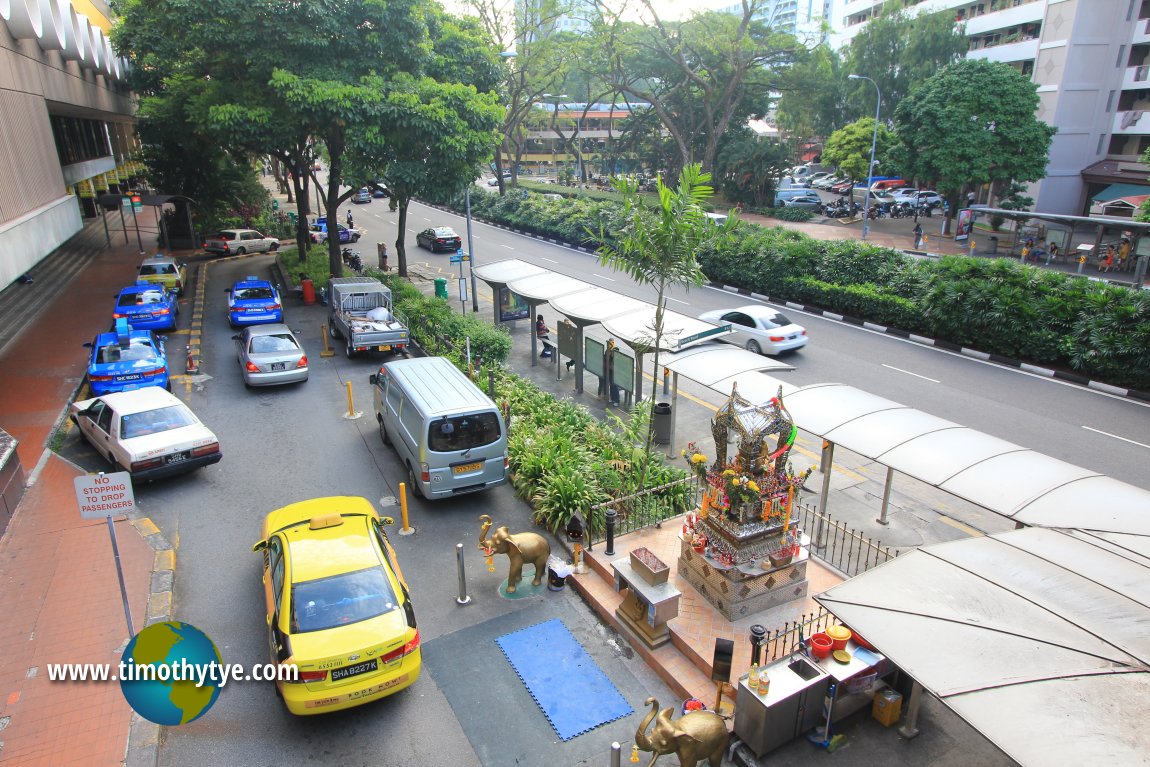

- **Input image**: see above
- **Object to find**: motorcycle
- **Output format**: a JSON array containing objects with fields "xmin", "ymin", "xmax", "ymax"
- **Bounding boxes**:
[{"xmin": 341, "ymin": 247, "xmax": 363, "ymax": 272}]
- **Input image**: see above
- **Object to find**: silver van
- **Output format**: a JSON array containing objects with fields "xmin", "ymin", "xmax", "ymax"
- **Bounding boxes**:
[{"xmin": 369, "ymin": 357, "xmax": 508, "ymax": 499}]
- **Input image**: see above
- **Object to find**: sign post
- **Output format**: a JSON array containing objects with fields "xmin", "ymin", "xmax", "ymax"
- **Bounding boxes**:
[
  {"xmin": 451, "ymin": 248, "xmax": 470, "ymax": 313},
  {"xmin": 75, "ymin": 472, "xmax": 137, "ymax": 635}
]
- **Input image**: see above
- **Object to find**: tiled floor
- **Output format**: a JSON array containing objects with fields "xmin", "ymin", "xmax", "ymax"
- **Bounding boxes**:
[{"xmin": 570, "ymin": 516, "xmax": 844, "ymax": 711}]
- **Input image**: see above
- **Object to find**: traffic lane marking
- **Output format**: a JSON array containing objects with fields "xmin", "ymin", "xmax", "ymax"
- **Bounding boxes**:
[
  {"xmin": 938, "ymin": 515, "xmax": 983, "ymax": 538},
  {"xmin": 1081, "ymin": 425, "xmax": 1150, "ymax": 449},
  {"xmin": 881, "ymin": 363, "xmax": 940, "ymax": 383}
]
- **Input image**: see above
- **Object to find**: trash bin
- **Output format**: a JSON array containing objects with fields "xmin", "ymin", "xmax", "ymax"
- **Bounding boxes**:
[
  {"xmin": 434, "ymin": 277, "xmax": 448, "ymax": 299},
  {"xmin": 301, "ymin": 278, "xmax": 316, "ymax": 306},
  {"xmin": 652, "ymin": 402, "xmax": 672, "ymax": 444},
  {"xmin": 546, "ymin": 556, "xmax": 573, "ymax": 591},
  {"xmin": 987, "ymin": 236, "xmax": 998, "ymax": 255}
]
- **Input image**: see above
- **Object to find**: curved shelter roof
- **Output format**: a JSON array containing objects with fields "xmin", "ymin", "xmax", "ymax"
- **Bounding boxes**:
[
  {"xmin": 817, "ymin": 527, "xmax": 1150, "ymax": 767},
  {"xmin": 506, "ymin": 272, "xmax": 595, "ymax": 303}
]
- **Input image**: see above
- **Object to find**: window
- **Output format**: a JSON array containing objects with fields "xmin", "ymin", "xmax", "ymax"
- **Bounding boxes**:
[
  {"xmin": 120, "ymin": 405, "xmax": 197, "ymax": 439},
  {"xmin": 427, "ymin": 412, "xmax": 503, "ymax": 452},
  {"xmin": 722, "ymin": 312, "xmax": 755, "ymax": 328},
  {"xmin": 1118, "ymin": 45, "xmax": 1127, "ymax": 68},
  {"xmin": 269, "ymin": 538, "xmax": 285, "ymax": 609},
  {"xmin": 250, "ymin": 334, "xmax": 299, "ymax": 354},
  {"xmin": 291, "ymin": 567, "xmax": 398, "ymax": 633},
  {"xmin": 90, "ymin": 401, "xmax": 112, "ymax": 433}
]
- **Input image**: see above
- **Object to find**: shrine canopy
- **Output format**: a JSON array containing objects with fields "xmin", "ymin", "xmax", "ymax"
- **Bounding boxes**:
[
  {"xmin": 777, "ymin": 382, "xmax": 1150, "ymax": 531},
  {"xmin": 816, "ymin": 526, "xmax": 1150, "ymax": 767}
]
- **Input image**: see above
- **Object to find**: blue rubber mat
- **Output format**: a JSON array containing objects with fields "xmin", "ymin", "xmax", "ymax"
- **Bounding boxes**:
[{"xmin": 496, "ymin": 618, "xmax": 634, "ymax": 741}]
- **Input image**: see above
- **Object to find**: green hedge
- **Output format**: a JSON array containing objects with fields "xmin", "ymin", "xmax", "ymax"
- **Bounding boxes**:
[{"xmin": 451, "ymin": 191, "xmax": 1150, "ymax": 390}]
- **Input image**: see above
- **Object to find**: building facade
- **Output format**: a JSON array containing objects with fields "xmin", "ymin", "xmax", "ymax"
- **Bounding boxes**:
[
  {"xmin": 1, "ymin": 0, "xmax": 136, "ymax": 289},
  {"xmin": 714, "ymin": 0, "xmax": 832, "ymax": 40},
  {"xmin": 829, "ymin": 0, "xmax": 1150, "ymax": 216}
]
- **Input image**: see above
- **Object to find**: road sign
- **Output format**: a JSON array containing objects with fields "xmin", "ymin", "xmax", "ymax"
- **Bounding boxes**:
[
  {"xmin": 450, "ymin": 253, "xmax": 470, "ymax": 264},
  {"xmin": 131, "ymin": 194, "xmax": 143, "ymax": 213},
  {"xmin": 75, "ymin": 471, "xmax": 136, "ymax": 519}
]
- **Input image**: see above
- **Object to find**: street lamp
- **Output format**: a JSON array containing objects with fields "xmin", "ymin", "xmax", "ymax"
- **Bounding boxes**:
[{"xmin": 848, "ymin": 74, "xmax": 881, "ymax": 241}]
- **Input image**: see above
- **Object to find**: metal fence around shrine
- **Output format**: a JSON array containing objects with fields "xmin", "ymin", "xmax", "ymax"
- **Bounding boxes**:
[{"xmin": 586, "ymin": 477, "xmax": 900, "ymax": 581}]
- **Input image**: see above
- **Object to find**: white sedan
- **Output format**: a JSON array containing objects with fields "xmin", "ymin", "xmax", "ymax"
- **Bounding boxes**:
[
  {"xmin": 70, "ymin": 388, "xmax": 222, "ymax": 481},
  {"xmin": 698, "ymin": 305, "xmax": 808, "ymax": 356}
]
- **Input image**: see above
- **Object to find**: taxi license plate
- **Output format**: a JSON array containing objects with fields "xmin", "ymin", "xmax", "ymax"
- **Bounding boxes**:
[
  {"xmin": 165, "ymin": 451, "xmax": 189, "ymax": 464},
  {"xmin": 331, "ymin": 659, "xmax": 378, "ymax": 682},
  {"xmin": 377, "ymin": 345, "xmax": 391, "ymax": 352},
  {"xmin": 271, "ymin": 362, "xmax": 286, "ymax": 371},
  {"xmin": 453, "ymin": 461, "xmax": 483, "ymax": 475}
]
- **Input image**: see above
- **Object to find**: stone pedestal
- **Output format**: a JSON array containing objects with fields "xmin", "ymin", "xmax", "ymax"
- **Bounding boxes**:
[
  {"xmin": 612, "ymin": 558, "xmax": 681, "ymax": 649},
  {"xmin": 677, "ymin": 535, "xmax": 809, "ymax": 622}
]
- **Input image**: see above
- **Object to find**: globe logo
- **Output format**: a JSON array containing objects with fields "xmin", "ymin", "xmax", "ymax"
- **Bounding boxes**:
[{"xmin": 119, "ymin": 621, "xmax": 223, "ymax": 725}]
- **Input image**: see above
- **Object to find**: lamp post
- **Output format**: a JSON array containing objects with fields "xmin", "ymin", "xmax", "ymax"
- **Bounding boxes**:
[
  {"xmin": 848, "ymin": 74, "xmax": 881, "ymax": 241},
  {"xmin": 466, "ymin": 185, "xmax": 478, "ymax": 313}
]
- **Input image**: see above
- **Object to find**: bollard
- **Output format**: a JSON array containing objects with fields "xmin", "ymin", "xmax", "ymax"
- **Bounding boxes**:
[
  {"xmin": 662, "ymin": 366, "xmax": 669, "ymax": 396},
  {"xmin": 320, "ymin": 324, "xmax": 335, "ymax": 357},
  {"xmin": 345, "ymin": 381, "xmax": 356, "ymax": 417},
  {"xmin": 605, "ymin": 509, "xmax": 617, "ymax": 556},
  {"xmin": 398, "ymin": 482, "xmax": 414, "ymax": 535},
  {"xmin": 610, "ymin": 742, "xmax": 621, "ymax": 767},
  {"xmin": 1077, "ymin": 255, "xmax": 1086, "ymax": 274},
  {"xmin": 749, "ymin": 624, "xmax": 767, "ymax": 666},
  {"xmin": 455, "ymin": 543, "xmax": 471, "ymax": 605}
]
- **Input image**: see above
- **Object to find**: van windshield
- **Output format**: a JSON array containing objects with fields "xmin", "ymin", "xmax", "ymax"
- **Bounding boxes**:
[{"xmin": 427, "ymin": 412, "xmax": 502, "ymax": 452}]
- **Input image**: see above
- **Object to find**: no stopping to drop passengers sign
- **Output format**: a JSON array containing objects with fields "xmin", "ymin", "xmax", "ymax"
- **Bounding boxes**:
[{"xmin": 75, "ymin": 471, "xmax": 137, "ymax": 519}]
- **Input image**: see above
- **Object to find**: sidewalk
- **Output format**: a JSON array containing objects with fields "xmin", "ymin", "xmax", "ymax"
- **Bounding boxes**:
[{"xmin": 0, "ymin": 222, "xmax": 175, "ymax": 767}]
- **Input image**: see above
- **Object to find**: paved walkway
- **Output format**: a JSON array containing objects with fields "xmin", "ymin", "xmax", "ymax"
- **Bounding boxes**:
[{"xmin": 0, "ymin": 222, "xmax": 175, "ymax": 767}]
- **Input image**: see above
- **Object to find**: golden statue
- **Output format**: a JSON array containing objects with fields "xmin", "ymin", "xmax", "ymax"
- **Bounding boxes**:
[
  {"xmin": 477, "ymin": 515, "xmax": 550, "ymax": 593},
  {"xmin": 634, "ymin": 697, "xmax": 730, "ymax": 767}
]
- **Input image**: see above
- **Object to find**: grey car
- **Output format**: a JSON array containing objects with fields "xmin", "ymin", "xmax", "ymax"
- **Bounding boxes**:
[
  {"xmin": 232, "ymin": 324, "xmax": 309, "ymax": 387},
  {"xmin": 782, "ymin": 194, "xmax": 823, "ymax": 210}
]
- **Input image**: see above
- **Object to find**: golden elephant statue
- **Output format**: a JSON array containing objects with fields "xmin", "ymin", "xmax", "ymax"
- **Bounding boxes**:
[
  {"xmin": 477, "ymin": 514, "xmax": 550, "ymax": 593},
  {"xmin": 635, "ymin": 697, "xmax": 729, "ymax": 767}
]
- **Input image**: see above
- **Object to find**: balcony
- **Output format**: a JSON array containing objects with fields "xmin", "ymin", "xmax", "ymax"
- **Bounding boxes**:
[
  {"xmin": 1123, "ymin": 65, "xmax": 1150, "ymax": 91},
  {"xmin": 1113, "ymin": 109, "xmax": 1150, "ymax": 135},
  {"xmin": 965, "ymin": 1, "xmax": 1043, "ymax": 35},
  {"xmin": 967, "ymin": 38, "xmax": 1039, "ymax": 65}
]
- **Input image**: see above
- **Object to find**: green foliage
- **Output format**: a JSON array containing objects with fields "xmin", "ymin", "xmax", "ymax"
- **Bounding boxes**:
[
  {"xmin": 769, "ymin": 207, "xmax": 815, "ymax": 222},
  {"xmin": 892, "ymin": 59, "xmax": 1056, "ymax": 199},
  {"xmin": 821, "ymin": 118, "xmax": 896, "ymax": 184},
  {"xmin": 713, "ymin": 128, "xmax": 788, "ymax": 208},
  {"xmin": 776, "ymin": 46, "xmax": 847, "ymax": 139}
]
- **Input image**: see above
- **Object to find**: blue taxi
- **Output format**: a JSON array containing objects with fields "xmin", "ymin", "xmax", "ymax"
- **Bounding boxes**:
[
  {"xmin": 226, "ymin": 277, "xmax": 283, "ymax": 327},
  {"xmin": 85, "ymin": 320, "xmax": 170, "ymax": 395},
  {"xmin": 112, "ymin": 282, "xmax": 179, "ymax": 331}
]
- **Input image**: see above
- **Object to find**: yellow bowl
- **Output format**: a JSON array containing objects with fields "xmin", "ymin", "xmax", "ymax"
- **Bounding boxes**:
[{"xmin": 833, "ymin": 650, "xmax": 851, "ymax": 664}]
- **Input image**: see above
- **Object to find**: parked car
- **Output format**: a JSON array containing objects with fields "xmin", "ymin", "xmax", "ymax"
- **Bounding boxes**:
[
  {"xmin": 698, "ymin": 305, "xmax": 808, "ymax": 356},
  {"xmin": 203, "ymin": 229, "xmax": 280, "ymax": 257},
  {"xmin": 84, "ymin": 321, "xmax": 169, "ymax": 396},
  {"xmin": 251, "ymin": 496, "xmax": 421, "ymax": 714},
  {"xmin": 889, "ymin": 188, "xmax": 922, "ymax": 203},
  {"xmin": 371, "ymin": 183, "xmax": 389, "ymax": 198},
  {"xmin": 830, "ymin": 179, "xmax": 855, "ymax": 194},
  {"xmin": 807, "ymin": 172, "xmax": 832, "ymax": 185},
  {"xmin": 869, "ymin": 179, "xmax": 906, "ymax": 194},
  {"xmin": 415, "ymin": 227, "xmax": 462, "ymax": 252},
  {"xmin": 112, "ymin": 282, "xmax": 178, "ymax": 332},
  {"xmin": 774, "ymin": 189, "xmax": 819, "ymax": 207},
  {"xmin": 226, "ymin": 277, "xmax": 283, "ymax": 327},
  {"xmin": 70, "ymin": 387, "xmax": 221, "ymax": 480},
  {"xmin": 232, "ymin": 323, "xmax": 308, "ymax": 387},
  {"xmin": 136, "ymin": 256, "xmax": 187, "ymax": 296},
  {"xmin": 352, "ymin": 187, "xmax": 371, "ymax": 204},
  {"xmin": 781, "ymin": 193, "xmax": 823, "ymax": 210},
  {"xmin": 813, "ymin": 175, "xmax": 842, "ymax": 190}
]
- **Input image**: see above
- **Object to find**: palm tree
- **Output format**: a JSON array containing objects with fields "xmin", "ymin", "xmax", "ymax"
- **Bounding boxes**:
[{"xmin": 592, "ymin": 163, "xmax": 733, "ymax": 490}]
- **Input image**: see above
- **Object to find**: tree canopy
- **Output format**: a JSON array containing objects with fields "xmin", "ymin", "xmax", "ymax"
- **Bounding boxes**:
[
  {"xmin": 821, "ymin": 117, "xmax": 896, "ymax": 182},
  {"xmin": 891, "ymin": 59, "xmax": 1055, "ymax": 212}
]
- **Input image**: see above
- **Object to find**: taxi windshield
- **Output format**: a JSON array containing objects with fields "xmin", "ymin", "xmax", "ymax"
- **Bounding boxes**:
[
  {"xmin": 235, "ymin": 287, "xmax": 275, "ymax": 301},
  {"xmin": 120, "ymin": 404, "xmax": 197, "ymax": 439}
]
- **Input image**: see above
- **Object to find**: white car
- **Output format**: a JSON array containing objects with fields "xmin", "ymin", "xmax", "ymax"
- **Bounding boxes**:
[
  {"xmin": 70, "ymin": 388, "xmax": 222, "ymax": 481},
  {"xmin": 698, "ymin": 305, "xmax": 808, "ymax": 356}
]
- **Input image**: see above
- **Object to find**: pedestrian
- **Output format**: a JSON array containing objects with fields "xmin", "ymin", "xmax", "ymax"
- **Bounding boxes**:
[
  {"xmin": 1021, "ymin": 239, "xmax": 1032, "ymax": 263},
  {"xmin": 913, "ymin": 223, "xmax": 923, "ymax": 250},
  {"xmin": 966, "ymin": 190, "xmax": 975, "ymax": 207},
  {"xmin": 346, "ymin": 210, "xmax": 354, "ymax": 228},
  {"xmin": 536, "ymin": 314, "xmax": 553, "ymax": 358},
  {"xmin": 377, "ymin": 241, "xmax": 389, "ymax": 271},
  {"xmin": 1045, "ymin": 241, "xmax": 1059, "ymax": 265},
  {"xmin": 1099, "ymin": 244, "xmax": 1115, "ymax": 273}
]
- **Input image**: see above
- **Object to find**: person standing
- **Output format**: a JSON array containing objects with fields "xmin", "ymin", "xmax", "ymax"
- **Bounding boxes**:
[
  {"xmin": 913, "ymin": 223, "xmax": 923, "ymax": 250},
  {"xmin": 346, "ymin": 210, "xmax": 354, "ymax": 229},
  {"xmin": 377, "ymin": 241, "xmax": 389, "ymax": 271}
]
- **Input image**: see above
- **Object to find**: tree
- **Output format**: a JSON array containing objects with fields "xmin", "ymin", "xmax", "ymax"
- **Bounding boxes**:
[
  {"xmin": 598, "ymin": 1, "xmax": 798, "ymax": 178},
  {"xmin": 713, "ymin": 128, "xmax": 788, "ymax": 207},
  {"xmin": 775, "ymin": 45, "xmax": 847, "ymax": 141},
  {"xmin": 844, "ymin": 6, "xmax": 968, "ymax": 121},
  {"xmin": 821, "ymin": 117, "xmax": 896, "ymax": 184},
  {"xmin": 591, "ymin": 164, "xmax": 734, "ymax": 491},
  {"xmin": 892, "ymin": 59, "xmax": 1056, "ymax": 230}
]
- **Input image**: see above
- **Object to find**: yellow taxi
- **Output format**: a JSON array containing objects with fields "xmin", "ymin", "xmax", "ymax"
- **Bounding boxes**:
[
  {"xmin": 136, "ymin": 255, "xmax": 189, "ymax": 295},
  {"xmin": 252, "ymin": 497, "xmax": 420, "ymax": 714}
]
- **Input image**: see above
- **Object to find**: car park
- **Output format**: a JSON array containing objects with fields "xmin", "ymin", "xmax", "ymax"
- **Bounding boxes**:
[
  {"xmin": 85, "ymin": 321, "xmax": 169, "ymax": 395},
  {"xmin": 226, "ymin": 277, "xmax": 283, "ymax": 327},
  {"xmin": 232, "ymin": 323, "xmax": 308, "ymax": 387},
  {"xmin": 70, "ymin": 387, "xmax": 221, "ymax": 480},
  {"xmin": 698, "ymin": 304, "xmax": 808, "ymax": 356},
  {"xmin": 203, "ymin": 229, "xmax": 280, "ymax": 256},
  {"xmin": 781, "ymin": 193, "xmax": 823, "ymax": 210},
  {"xmin": 112, "ymin": 282, "xmax": 178, "ymax": 331},
  {"xmin": 251, "ymin": 496, "xmax": 421, "ymax": 715},
  {"xmin": 352, "ymin": 188, "xmax": 371, "ymax": 204},
  {"xmin": 136, "ymin": 256, "xmax": 188, "ymax": 295},
  {"xmin": 415, "ymin": 227, "xmax": 462, "ymax": 252}
]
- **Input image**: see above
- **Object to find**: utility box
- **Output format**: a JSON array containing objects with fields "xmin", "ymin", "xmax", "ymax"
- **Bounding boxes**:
[
  {"xmin": 434, "ymin": 278, "xmax": 448, "ymax": 299},
  {"xmin": 872, "ymin": 688, "xmax": 902, "ymax": 727}
]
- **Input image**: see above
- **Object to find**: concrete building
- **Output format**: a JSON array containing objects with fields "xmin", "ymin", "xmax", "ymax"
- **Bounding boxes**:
[
  {"xmin": 1, "ymin": 0, "xmax": 137, "ymax": 289},
  {"xmin": 714, "ymin": 0, "xmax": 832, "ymax": 41},
  {"xmin": 828, "ymin": 0, "xmax": 1150, "ymax": 217}
]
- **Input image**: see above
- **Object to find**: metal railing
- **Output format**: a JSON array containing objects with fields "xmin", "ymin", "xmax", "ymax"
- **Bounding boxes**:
[
  {"xmin": 587, "ymin": 474, "xmax": 702, "ymax": 547},
  {"xmin": 796, "ymin": 501, "xmax": 900, "ymax": 578},
  {"xmin": 759, "ymin": 607, "xmax": 837, "ymax": 663}
]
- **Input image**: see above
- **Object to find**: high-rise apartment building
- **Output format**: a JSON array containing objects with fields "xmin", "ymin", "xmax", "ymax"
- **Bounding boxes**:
[
  {"xmin": 714, "ymin": 0, "xmax": 832, "ymax": 41},
  {"xmin": 829, "ymin": 0, "xmax": 1150, "ymax": 216}
]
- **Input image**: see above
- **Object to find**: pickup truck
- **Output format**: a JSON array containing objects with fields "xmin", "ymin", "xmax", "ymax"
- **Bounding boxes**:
[
  {"xmin": 327, "ymin": 277, "xmax": 409, "ymax": 358},
  {"xmin": 203, "ymin": 229, "xmax": 280, "ymax": 256}
]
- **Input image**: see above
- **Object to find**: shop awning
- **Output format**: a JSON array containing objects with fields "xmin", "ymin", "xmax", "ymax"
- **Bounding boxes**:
[
  {"xmin": 1090, "ymin": 183, "xmax": 1150, "ymax": 202},
  {"xmin": 816, "ymin": 527, "xmax": 1150, "ymax": 767}
]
